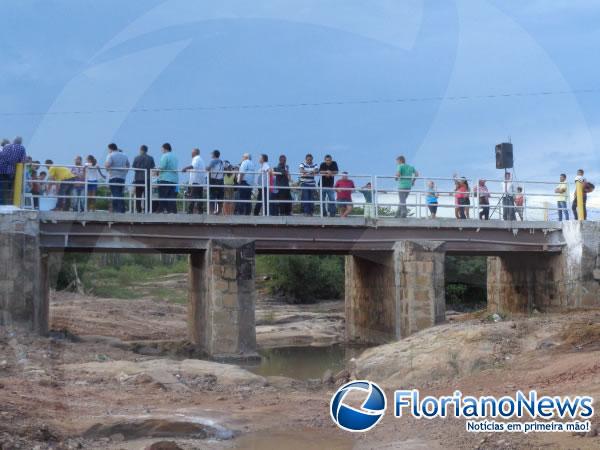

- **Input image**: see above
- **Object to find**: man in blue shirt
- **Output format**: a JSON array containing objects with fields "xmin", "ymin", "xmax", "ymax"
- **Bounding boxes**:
[
  {"xmin": 0, "ymin": 137, "xmax": 27, "ymax": 205},
  {"xmin": 104, "ymin": 143, "xmax": 130, "ymax": 213},
  {"xmin": 236, "ymin": 153, "xmax": 256, "ymax": 215},
  {"xmin": 157, "ymin": 143, "xmax": 179, "ymax": 214}
]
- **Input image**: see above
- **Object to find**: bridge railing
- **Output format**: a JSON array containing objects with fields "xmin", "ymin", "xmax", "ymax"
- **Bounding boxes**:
[{"xmin": 19, "ymin": 163, "xmax": 594, "ymax": 220}]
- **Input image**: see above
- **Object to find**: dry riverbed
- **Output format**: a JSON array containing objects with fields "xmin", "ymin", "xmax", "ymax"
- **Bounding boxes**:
[{"xmin": 1, "ymin": 280, "xmax": 600, "ymax": 449}]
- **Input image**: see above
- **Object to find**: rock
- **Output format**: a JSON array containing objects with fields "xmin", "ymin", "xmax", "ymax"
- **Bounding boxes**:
[
  {"xmin": 145, "ymin": 441, "xmax": 183, "ymax": 450},
  {"xmin": 334, "ymin": 369, "xmax": 350, "ymax": 382},
  {"xmin": 585, "ymin": 424, "xmax": 598, "ymax": 437},
  {"xmin": 62, "ymin": 358, "xmax": 265, "ymax": 387},
  {"xmin": 109, "ymin": 433, "xmax": 125, "ymax": 442},
  {"xmin": 321, "ymin": 369, "xmax": 334, "ymax": 384}
]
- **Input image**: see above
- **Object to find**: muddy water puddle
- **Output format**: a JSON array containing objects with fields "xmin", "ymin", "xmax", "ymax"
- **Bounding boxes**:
[{"xmin": 243, "ymin": 344, "xmax": 369, "ymax": 379}]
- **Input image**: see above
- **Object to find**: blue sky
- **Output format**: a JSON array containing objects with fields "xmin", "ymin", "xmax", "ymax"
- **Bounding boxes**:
[{"xmin": 1, "ymin": 0, "xmax": 599, "ymax": 186}]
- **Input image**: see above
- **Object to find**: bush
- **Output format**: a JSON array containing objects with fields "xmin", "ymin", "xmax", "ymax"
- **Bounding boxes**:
[
  {"xmin": 445, "ymin": 256, "xmax": 487, "ymax": 310},
  {"xmin": 257, "ymin": 255, "xmax": 344, "ymax": 303}
]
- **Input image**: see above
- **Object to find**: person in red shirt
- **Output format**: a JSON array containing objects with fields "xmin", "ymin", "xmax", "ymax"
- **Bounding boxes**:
[
  {"xmin": 334, "ymin": 172, "xmax": 355, "ymax": 218},
  {"xmin": 454, "ymin": 177, "xmax": 469, "ymax": 219}
]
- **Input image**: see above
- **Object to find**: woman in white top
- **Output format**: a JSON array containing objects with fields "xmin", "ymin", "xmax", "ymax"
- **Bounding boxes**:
[{"xmin": 85, "ymin": 154, "xmax": 104, "ymax": 211}]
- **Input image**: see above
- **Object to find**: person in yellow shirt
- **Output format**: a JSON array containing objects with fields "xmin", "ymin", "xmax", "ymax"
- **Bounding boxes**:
[
  {"xmin": 45, "ymin": 159, "xmax": 75, "ymax": 211},
  {"xmin": 554, "ymin": 173, "xmax": 569, "ymax": 221}
]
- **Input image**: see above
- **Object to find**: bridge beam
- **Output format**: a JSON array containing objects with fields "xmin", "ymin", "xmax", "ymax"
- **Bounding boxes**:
[
  {"xmin": 0, "ymin": 212, "xmax": 47, "ymax": 334},
  {"xmin": 345, "ymin": 240, "xmax": 445, "ymax": 344},
  {"xmin": 188, "ymin": 239, "xmax": 257, "ymax": 359}
]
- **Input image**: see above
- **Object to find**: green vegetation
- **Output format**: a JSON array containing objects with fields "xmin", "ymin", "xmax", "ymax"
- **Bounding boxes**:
[
  {"xmin": 256, "ymin": 255, "xmax": 344, "ymax": 303},
  {"xmin": 53, "ymin": 252, "xmax": 487, "ymax": 310},
  {"xmin": 445, "ymin": 256, "xmax": 487, "ymax": 311},
  {"xmin": 51, "ymin": 253, "xmax": 188, "ymax": 302}
]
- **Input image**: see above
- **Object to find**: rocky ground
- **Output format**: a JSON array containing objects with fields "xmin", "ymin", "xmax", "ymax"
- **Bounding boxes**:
[{"xmin": 1, "ymin": 278, "xmax": 600, "ymax": 449}]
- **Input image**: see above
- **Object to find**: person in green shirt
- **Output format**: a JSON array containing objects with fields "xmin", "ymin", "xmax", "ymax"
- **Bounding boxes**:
[
  {"xmin": 157, "ymin": 143, "xmax": 179, "ymax": 213},
  {"xmin": 395, "ymin": 155, "xmax": 418, "ymax": 218}
]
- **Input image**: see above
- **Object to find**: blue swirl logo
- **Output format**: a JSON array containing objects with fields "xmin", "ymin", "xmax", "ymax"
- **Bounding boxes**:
[{"xmin": 330, "ymin": 380, "xmax": 387, "ymax": 432}]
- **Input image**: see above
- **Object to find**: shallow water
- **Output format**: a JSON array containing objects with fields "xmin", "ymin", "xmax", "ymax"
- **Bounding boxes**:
[
  {"xmin": 243, "ymin": 344, "xmax": 368, "ymax": 380},
  {"xmin": 229, "ymin": 429, "xmax": 354, "ymax": 449}
]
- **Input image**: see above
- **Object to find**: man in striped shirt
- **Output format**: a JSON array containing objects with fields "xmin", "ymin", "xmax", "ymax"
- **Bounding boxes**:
[
  {"xmin": 299, "ymin": 153, "xmax": 319, "ymax": 216},
  {"xmin": 0, "ymin": 137, "xmax": 27, "ymax": 205}
]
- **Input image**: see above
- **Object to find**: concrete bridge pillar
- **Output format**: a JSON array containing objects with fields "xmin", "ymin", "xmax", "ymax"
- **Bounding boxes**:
[
  {"xmin": 188, "ymin": 239, "xmax": 257, "ymax": 359},
  {"xmin": 345, "ymin": 240, "xmax": 445, "ymax": 344},
  {"xmin": 0, "ymin": 212, "xmax": 47, "ymax": 334},
  {"xmin": 488, "ymin": 222, "xmax": 600, "ymax": 314}
]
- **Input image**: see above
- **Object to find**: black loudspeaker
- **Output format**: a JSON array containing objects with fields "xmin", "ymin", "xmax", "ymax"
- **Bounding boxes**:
[{"xmin": 495, "ymin": 143, "xmax": 513, "ymax": 169}]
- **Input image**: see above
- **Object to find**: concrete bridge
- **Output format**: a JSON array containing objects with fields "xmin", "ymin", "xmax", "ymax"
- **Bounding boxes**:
[{"xmin": 1, "ymin": 211, "xmax": 599, "ymax": 359}]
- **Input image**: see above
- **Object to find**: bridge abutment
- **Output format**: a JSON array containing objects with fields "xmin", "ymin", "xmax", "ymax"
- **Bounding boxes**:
[
  {"xmin": 488, "ymin": 222, "xmax": 600, "ymax": 314},
  {"xmin": 0, "ymin": 212, "xmax": 47, "ymax": 333},
  {"xmin": 188, "ymin": 239, "xmax": 257, "ymax": 359},
  {"xmin": 345, "ymin": 240, "xmax": 445, "ymax": 344}
]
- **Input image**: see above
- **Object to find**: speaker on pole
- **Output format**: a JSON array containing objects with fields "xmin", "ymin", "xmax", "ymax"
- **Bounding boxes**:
[{"xmin": 495, "ymin": 143, "xmax": 513, "ymax": 169}]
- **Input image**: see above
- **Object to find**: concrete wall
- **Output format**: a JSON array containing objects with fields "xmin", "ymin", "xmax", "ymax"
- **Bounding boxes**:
[
  {"xmin": 188, "ymin": 239, "xmax": 257, "ymax": 359},
  {"xmin": 345, "ymin": 240, "xmax": 445, "ymax": 343},
  {"xmin": 488, "ymin": 222, "xmax": 600, "ymax": 314},
  {"xmin": 0, "ymin": 211, "xmax": 46, "ymax": 333}
]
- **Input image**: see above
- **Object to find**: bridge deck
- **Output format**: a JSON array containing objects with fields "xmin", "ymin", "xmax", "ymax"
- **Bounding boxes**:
[{"xmin": 38, "ymin": 212, "xmax": 564, "ymax": 254}]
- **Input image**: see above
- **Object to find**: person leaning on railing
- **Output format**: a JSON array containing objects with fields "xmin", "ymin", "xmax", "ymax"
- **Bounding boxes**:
[
  {"xmin": 46, "ymin": 160, "xmax": 76, "ymax": 211},
  {"xmin": 84, "ymin": 155, "xmax": 103, "ymax": 212}
]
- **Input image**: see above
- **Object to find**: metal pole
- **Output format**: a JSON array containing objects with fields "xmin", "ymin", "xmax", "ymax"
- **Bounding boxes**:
[
  {"xmin": 373, "ymin": 175, "xmax": 378, "ymax": 220},
  {"xmin": 83, "ymin": 166, "xmax": 88, "ymax": 213},
  {"xmin": 206, "ymin": 172, "xmax": 211, "ymax": 215},
  {"xmin": 319, "ymin": 177, "xmax": 323, "ymax": 218},
  {"xmin": 576, "ymin": 180, "xmax": 585, "ymax": 221}
]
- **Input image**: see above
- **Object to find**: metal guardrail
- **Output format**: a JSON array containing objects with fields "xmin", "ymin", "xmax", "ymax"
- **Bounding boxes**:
[{"xmin": 17, "ymin": 163, "xmax": 595, "ymax": 221}]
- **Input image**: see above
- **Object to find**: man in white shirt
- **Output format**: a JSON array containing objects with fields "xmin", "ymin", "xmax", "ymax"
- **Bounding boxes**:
[
  {"xmin": 502, "ymin": 171, "xmax": 516, "ymax": 221},
  {"xmin": 182, "ymin": 148, "xmax": 206, "ymax": 214},
  {"xmin": 236, "ymin": 153, "xmax": 256, "ymax": 215},
  {"xmin": 253, "ymin": 154, "xmax": 271, "ymax": 216}
]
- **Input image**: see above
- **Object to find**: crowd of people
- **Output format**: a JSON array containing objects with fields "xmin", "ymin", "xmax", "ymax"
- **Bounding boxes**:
[{"xmin": 0, "ymin": 138, "xmax": 594, "ymax": 221}]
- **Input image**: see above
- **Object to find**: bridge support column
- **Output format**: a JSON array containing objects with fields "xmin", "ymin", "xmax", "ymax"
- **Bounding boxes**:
[
  {"xmin": 345, "ymin": 240, "xmax": 445, "ymax": 344},
  {"xmin": 0, "ymin": 212, "xmax": 47, "ymax": 334},
  {"xmin": 396, "ymin": 241, "xmax": 446, "ymax": 338},
  {"xmin": 188, "ymin": 239, "xmax": 257, "ymax": 359}
]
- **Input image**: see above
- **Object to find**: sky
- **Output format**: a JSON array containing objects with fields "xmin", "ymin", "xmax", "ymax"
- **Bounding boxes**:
[{"xmin": 1, "ymin": 0, "xmax": 599, "ymax": 192}]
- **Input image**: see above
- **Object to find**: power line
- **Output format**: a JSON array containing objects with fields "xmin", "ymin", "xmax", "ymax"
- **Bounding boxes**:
[{"xmin": 2, "ymin": 87, "xmax": 599, "ymax": 117}]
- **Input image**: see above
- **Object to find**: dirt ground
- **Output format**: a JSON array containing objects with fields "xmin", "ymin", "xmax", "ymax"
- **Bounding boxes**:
[{"xmin": 1, "ymin": 282, "xmax": 600, "ymax": 449}]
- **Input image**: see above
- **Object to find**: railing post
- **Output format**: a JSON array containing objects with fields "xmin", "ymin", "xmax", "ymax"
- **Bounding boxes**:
[
  {"xmin": 206, "ymin": 172, "xmax": 211, "ymax": 215},
  {"xmin": 475, "ymin": 179, "xmax": 480, "ymax": 220},
  {"xmin": 373, "ymin": 176, "xmax": 379, "ymax": 220},
  {"xmin": 319, "ymin": 177, "xmax": 323, "ymax": 218},
  {"xmin": 83, "ymin": 166, "xmax": 88, "ymax": 213},
  {"xmin": 262, "ymin": 172, "xmax": 266, "ymax": 216}
]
